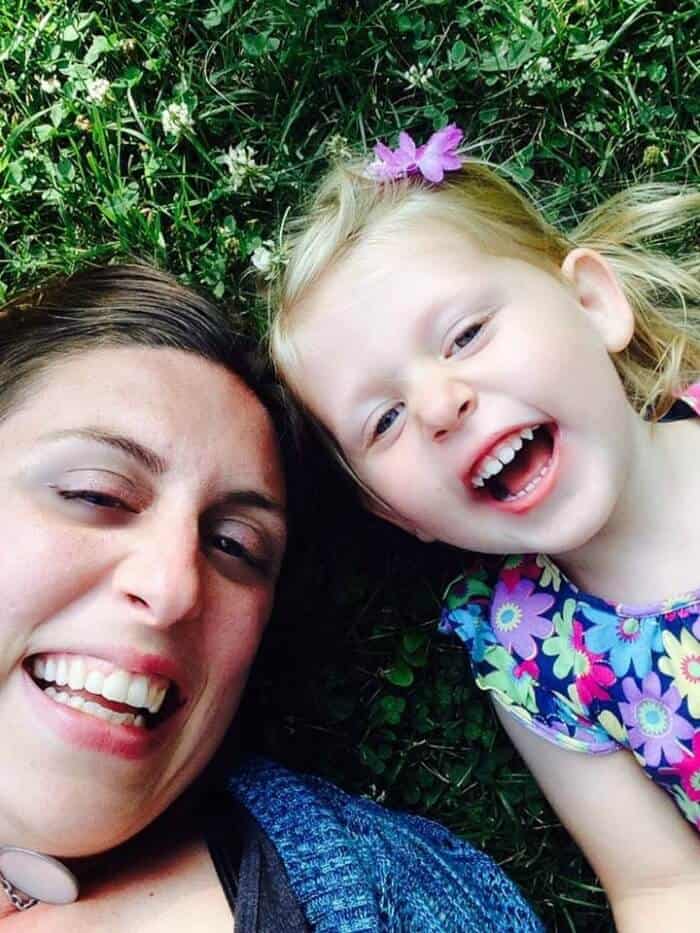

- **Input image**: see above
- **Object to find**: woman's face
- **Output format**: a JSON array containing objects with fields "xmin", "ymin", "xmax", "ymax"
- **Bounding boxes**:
[{"xmin": 0, "ymin": 346, "xmax": 286, "ymax": 856}]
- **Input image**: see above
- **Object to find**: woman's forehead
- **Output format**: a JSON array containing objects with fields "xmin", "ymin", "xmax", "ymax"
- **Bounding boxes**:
[{"xmin": 1, "ymin": 345, "xmax": 285, "ymax": 500}]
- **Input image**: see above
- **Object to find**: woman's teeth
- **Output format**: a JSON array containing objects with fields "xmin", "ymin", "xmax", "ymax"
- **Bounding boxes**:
[
  {"xmin": 471, "ymin": 426, "xmax": 535, "ymax": 488},
  {"xmin": 43, "ymin": 686, "xmax": 146, "ymax": 727},
  {"xmin": 32, "ymin": 655, "xmax": 170, "ymax": 728}
]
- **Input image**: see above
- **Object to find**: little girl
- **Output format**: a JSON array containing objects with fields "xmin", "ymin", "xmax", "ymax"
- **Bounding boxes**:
[{"xmin": 268, "ymin": 125, "xmax": 700, "ymax": 929}]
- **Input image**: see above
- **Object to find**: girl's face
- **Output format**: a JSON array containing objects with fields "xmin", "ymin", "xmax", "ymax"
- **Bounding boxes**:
[
  {"xmin": 292, "ymin": 220, "xmax": 637, "ymax": 557},
  {"xmin": 0, "ymin": 346, "xmax": 286, "ymax": 856}
]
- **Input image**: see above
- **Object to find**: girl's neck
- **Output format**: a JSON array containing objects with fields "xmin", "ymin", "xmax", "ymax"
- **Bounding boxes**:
[{"xmin": 554, "ymin": 414, "xmax": 700, "ymax": 605}]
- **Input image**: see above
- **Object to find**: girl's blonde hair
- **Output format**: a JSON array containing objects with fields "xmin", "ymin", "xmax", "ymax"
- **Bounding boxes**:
[{"xmin": 270, "ymin": 157, "xmax": 700, "ymax": 423}]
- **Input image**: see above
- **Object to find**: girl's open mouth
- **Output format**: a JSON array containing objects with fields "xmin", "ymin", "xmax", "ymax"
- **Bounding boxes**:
[{"xmin": 468, "ymin": 423, "xmax": 558, "ymax": 511}]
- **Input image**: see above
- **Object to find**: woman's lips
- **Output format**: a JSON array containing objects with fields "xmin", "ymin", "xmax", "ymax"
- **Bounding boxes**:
[{"xmin": 22, "ymin": 658, "xmax": 184, "ymax": 760}]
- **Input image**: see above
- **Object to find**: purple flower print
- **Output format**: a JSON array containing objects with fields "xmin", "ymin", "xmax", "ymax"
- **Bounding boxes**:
[
  {"xmin": 490, "ymin": 578, "xmax": 554, "ymax": 659},
  {"xmin": 620, "ymin": 672, "xmax": 693, "ymax": 767}
]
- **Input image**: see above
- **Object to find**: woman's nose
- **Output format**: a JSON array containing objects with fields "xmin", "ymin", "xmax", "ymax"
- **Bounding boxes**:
[
  {"xmin": 415, "ymin": 372, "xmax": 475, "ymax": 441},
  {"xmin": 112, "ymin": 516, "xmax": 203, "ymax": 627}
]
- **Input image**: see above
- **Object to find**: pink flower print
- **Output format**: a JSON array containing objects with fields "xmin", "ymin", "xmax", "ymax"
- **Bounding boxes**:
[
  {"xmin": 500, "ymin": 555, "xmax": 541, "ymax": 591},
  {"xmin": 678, "ymin": 381, "xmax": 700, "ymax": 415},
  {"xmin": 620, "ymin": 672, "xmax": 694, "ymax": 767},
  {"xmin": 571, "ymin": 621, "xmax": 616, "ymax": 706},
  {"xmin": 490, "ymin": 578, "xmax": 554, "ymax": 658},
  {"xmin": 514, "ymin": 658, "xmax": 540, "ymax": 681},
  {"xmin": 671, "ymin": 731, "xmax": 700, "ymax": 802}
]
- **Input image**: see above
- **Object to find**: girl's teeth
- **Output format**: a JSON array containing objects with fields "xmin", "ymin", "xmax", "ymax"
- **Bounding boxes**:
[
  {"xmin": 33, "ymin": 655, "xmax": 170, "ymax": 715},
  {"xmin": 482, "ymin": 457, "xmax": 502, "ymax": 476},
  {"xmin": 502, "ymin": 461, "xmax": 551, "ymax": 501},
  {"xmin": 471, "ymin": 425, "xmax": 541, "ymax": 487},
  {"xmin": 494, "ymin": 444, "xmax": 516, "ymax": 465}
]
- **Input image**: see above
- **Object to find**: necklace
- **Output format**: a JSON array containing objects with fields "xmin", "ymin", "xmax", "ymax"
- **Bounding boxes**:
[{"xmin": 0, "ymin": 846, "xmax": 79, "ymax": 910}]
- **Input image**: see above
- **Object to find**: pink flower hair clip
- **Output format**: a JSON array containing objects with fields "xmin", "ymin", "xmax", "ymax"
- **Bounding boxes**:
[{"xmin": 366, "ymin": 123, "xmax": 464, "ymax": 184}]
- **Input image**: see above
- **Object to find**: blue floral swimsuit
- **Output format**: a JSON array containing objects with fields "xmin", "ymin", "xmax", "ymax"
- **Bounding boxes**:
[{"xmin": 439, "ymin": 384, "xmax": 700, "ymax": 831}]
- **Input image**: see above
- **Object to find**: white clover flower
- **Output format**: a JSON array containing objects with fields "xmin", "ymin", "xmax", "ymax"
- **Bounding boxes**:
[
  {"xmin": 161, "ymin": 101, "xmax": 194, "ymax": 138},
  {"xmin": 251, "ymin": 245, "xmax": 273, "ymax": 275},
  {"xmin": 404, "ymin": 64, "xmax": 433, "ymax": 90},
  {"xmin": 86, "ymin": 78, "xmax": 111, "ymax": 104},
  {"xmin": 39, "ymin": 75, "xmax": 61, "ymax": 94},
  {"xmin": 523, "ymin": 56, "xmax": 555, "ymax": 89},
  {"xmin": 250, "ymin": 240, "xmax": 288, "ymax": 281},
  {"xmin": 218, "ymin": 143, "xmax": 267, "ymax": 192},
  {"xmin": 324, "ymin": 133, "xmax": 352, "ymax": 161}
]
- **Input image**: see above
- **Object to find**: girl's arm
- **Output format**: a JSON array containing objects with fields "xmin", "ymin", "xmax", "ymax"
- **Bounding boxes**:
[{"xmin": 494, "ymin": 705, "xmax": 700, "ymax": 932}]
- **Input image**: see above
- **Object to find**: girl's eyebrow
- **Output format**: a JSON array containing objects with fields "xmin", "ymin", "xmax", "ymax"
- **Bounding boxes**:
[{"xmin": 44, "ymin": 428, "xmax": 167, "ymax": 474}]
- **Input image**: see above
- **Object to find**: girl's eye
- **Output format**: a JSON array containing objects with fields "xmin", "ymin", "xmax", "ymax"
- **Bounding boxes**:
[
  {"xmin": 374, "ymin": 403, "xmax": 404, "ymax": 439},
  {"xmin": 450, "ymin": 322, "xmax": 484, "ymax": 353}
]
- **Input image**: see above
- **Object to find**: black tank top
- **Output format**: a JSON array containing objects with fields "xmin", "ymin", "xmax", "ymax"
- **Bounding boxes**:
[{"xmin": 205, "ymin": 792, "xmax": 310, "ymax": 933}]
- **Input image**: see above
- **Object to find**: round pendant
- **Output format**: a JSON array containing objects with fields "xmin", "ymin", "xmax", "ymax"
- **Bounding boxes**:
[{"xmin": 0, "ymin": 847, "xmax": 79, "ymax": 905}]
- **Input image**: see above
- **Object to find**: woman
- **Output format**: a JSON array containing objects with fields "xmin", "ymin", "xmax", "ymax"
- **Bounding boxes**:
[{"xmin": 0, "ymin": 263, "xmax": 541, "ymax": 931}]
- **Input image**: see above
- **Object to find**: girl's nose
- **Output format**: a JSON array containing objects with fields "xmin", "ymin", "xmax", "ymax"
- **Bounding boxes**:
[
  {"xmin": 415, "ymin": 371, "xmax": 475, "ymax": 441},
  {"xmin": 112, "ymin": 516, "xmax": 203, "ymax": 628}
]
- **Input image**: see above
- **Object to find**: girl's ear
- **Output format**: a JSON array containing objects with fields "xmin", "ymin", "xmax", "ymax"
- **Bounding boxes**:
[
  {"xmin": 560, "ymin": 247, "xmax": 635, "ymax": 352},
  {"xmin": 360, "ymin": 490, "xmax": 435, "ymax": 542}
]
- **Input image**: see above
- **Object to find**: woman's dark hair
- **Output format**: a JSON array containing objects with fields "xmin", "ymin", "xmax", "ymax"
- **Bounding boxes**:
[{"xmin": 0, "ymin": 262, "xmax": 278, "ymax": 423}]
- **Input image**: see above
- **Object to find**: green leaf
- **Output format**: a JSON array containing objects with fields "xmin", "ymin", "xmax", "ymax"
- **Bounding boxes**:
[
  {"xmin": 241, "ymin": 32, "xmax": 271, "ymax": 58},
  {"xmin": 50, "ymin": 101, "xmax": 65, "ymax": 128},
  {"xmin": 122, "ymin": 66, "xmax": 143, "ymax": 87},
  {"xmin": 57, "ymin": 158, "xmax": 75, "ymax": 182},
  {"xmin": 62, "ymin": 25, "xmax": 80, "ymax": 43},
  {"xmin": 203, "ymin": 10, "xmax": 223, "ymax": 29},
  {"xmin": 450, "ymin": 39, "xmax": 466, "ymax": 63},
  {"xmin": 375, "ymin": 695, "xmax": 406, "ymax": 725},
  {"xmin": 84, "ymin": 35, "xmax": 113, "ymax": 66},
  {"xmin": 34, "ymin": 124, "xmax": 55, "ymax": 143},
  {"xmin": 385, "ymin": 660, "xmax": 414, "ymax": 687},
  {"xmin": 402, "ymin": 630, "xmax": 428, "ymax": 654}
]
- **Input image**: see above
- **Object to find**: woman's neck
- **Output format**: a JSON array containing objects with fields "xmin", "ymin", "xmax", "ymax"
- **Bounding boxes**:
[
  {"xmin": 0, "ymin": 785, "xmax": 205, "ymax": 924},
  {"xmin": 554, "ymin": 415, "xmax": 700, "ymax": 605}
]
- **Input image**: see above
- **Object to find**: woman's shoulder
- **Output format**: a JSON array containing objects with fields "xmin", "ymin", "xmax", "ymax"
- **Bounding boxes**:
[{"xmin": 228, "ymin": 756, "xmax": 543, "ymax": 933}]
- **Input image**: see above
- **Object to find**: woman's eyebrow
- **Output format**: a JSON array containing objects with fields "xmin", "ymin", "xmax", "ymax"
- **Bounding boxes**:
[
  {"xmin": 44, "ymin": 428, "xmax": 167, "ymax": 474},
  {"xmin": 216, "ymin": 490, "xmax": 287, "ymax": 520}
]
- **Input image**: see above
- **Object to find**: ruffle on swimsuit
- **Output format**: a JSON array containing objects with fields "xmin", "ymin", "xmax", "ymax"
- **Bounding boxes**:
[{"xmin": 439, "ymin": 384, "xmax": 700, "ymax": 832}]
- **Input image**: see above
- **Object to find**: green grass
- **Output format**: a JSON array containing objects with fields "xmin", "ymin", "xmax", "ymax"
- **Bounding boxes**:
[{"xmin": 1, "ymin": 1, "xmax": 698, "ymax": 928}]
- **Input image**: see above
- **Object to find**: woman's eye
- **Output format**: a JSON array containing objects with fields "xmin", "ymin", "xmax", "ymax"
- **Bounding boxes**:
[
  {"xmin": 451, "ymin": 322, "xmax": 484, "ymax": 352},
  {"xmin": 57, "ymin": 489, "xmax": 135, "ymax": 512},
  {"xmin": 374, "ymin": 404, "xmax": 403, "ymax": 439},
  {"xmin": 208, "ymin": 532, "xmax": 270, "ymax": 575}
]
